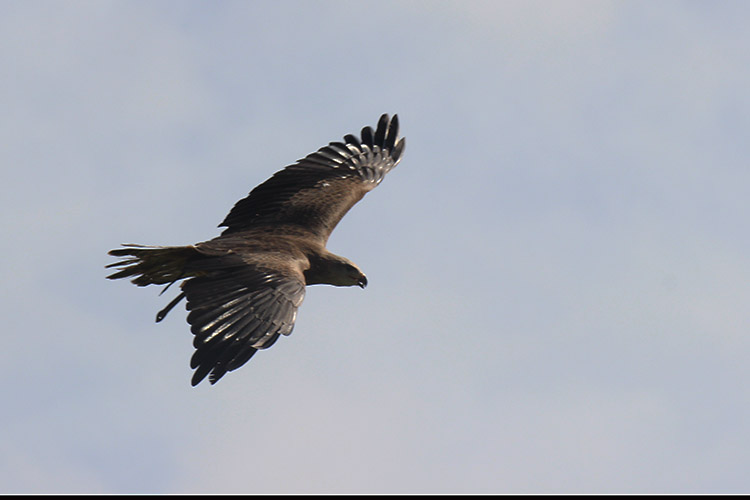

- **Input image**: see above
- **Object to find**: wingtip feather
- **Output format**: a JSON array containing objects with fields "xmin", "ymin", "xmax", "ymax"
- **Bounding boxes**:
[
  {"xmin": 385, "ymin": 114, "xmax": 399, "ymax": 150},
  {"xmin": 361, "ymin": 125, "xmax": 374, "ymax": 147},
  {"xmin": 374, "ymin": 114, "xmax": 389, "ymax": 145}
]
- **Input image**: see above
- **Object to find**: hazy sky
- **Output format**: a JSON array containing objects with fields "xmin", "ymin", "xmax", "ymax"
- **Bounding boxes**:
[{"xmin": 2, "ymin": 0, "xmax": 749, "ymax": 494}]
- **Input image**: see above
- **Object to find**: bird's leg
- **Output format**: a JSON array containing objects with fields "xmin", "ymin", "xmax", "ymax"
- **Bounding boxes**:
[{"xmin": 156, "ymin": 292, "xmax": 186, "ymax": 323}]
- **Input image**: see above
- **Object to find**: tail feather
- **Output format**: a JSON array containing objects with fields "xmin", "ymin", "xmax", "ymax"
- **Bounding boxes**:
[{"xmin": 106, "ymin": 244, "xmax": 199, "ymax": 287}]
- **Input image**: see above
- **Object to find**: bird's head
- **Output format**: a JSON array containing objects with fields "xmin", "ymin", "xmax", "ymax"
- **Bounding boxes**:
[
  {"xmin": 307, "ymin": 253, "xmax": 367, "ymax": 288},
  {"xmin": 341, "ymin": 260, "xmax": 367, "ymax": 289}
]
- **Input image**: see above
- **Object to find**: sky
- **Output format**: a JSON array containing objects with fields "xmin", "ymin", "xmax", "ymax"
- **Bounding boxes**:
[{"xmin": 1, "ymin": 0, "xmax": 749, "ymax": 494}]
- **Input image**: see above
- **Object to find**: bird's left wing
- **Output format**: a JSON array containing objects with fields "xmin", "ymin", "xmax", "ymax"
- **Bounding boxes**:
[
  {"xmin": 182, "ymin": 254, "xmax": 306, "ymax": 386},
  {"xmin": 219, "ymin": 113, "xmax": 405, "ymax": 243}
]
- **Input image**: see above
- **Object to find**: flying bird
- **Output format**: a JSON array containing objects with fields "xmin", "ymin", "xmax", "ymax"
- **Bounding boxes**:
[{"xmin": 107, "ymin": 114, "xmax": 405, "ymax": 386}]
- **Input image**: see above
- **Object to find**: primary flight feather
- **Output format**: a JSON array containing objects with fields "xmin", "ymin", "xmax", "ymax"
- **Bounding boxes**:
[{"xmin": 107, "ymin": 114, "xmax": 405, "ymax": 386}]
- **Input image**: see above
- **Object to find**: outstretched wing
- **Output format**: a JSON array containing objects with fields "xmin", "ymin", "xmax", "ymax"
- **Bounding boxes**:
[
  {"xmin": 182, "ymin": 253, "xmax": 306, "ymax": 386},
  {"xmin": 220, "ymin": 113, "xmax": 405, "ymax": 243}
]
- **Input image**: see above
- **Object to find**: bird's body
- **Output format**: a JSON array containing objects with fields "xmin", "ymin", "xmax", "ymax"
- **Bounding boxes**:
[{"xmin": 107, "ymin": 114, "xmax": 405, "ymax": 386}]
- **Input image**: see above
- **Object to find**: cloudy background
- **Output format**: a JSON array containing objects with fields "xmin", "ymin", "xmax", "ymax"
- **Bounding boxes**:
[{"xmin": 2, "ymin": 0, "xmax": 749, "ymax": 494}]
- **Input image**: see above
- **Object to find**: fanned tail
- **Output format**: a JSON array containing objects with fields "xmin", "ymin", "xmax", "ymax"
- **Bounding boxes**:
[
  {"xmin": 106, "ymin": 244, "xmax": 199, "ymax": 287},
  {"xmin": 107, "ymin": 244, "xmax": 201, "ymax": 322}
]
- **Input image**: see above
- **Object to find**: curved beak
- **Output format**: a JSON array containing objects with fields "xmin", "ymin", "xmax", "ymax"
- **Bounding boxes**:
[{"xmin": 358, "ymin": 274, "xmax": 368, "ymax": 289}]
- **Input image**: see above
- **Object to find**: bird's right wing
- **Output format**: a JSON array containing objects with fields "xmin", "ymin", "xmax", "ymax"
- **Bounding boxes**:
[{"xmin": 219, "ymin": 113, "xmax": 405, "ymax": 243}]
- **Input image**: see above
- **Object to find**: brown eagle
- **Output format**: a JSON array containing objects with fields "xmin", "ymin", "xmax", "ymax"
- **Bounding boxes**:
[{"xmin": 107, "ymin": 114, "xmax": 405, "ymax": 386}]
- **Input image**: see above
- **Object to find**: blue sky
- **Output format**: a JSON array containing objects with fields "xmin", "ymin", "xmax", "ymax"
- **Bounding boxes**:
[{"xmin": 2, "ymin": 0, "xmax": 749, "ymax": 494}]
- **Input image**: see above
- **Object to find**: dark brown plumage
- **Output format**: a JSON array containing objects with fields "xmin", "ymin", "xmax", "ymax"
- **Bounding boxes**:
[{"xmin": 107, "ymin": 114, "xmax": 405, "ymax": 386}]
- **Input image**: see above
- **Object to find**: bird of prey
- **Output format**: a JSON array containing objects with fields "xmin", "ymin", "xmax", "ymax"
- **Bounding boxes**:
[{"xmin": 107, "ymin": 114, "xmax": 405, "ymax": 386}]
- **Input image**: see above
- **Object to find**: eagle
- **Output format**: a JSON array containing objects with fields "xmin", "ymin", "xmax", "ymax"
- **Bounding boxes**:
[{"xmin": 107, "ymin": 114, "xmax": 405, "ymax": 386}]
